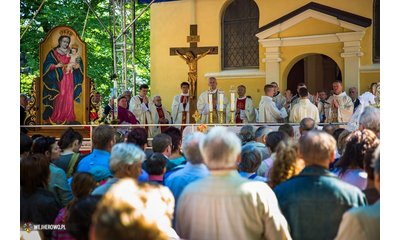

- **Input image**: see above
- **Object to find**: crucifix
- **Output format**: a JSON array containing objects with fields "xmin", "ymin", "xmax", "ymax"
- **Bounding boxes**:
[{"xmin": 170, "ymin": 24, "xmax": 218, "ymax": 123}]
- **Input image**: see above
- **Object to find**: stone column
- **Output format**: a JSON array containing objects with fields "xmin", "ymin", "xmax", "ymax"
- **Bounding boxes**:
[
  {"xmin": 261, "ymin": 45, "xmax": 282, "ymax": 85},
  {"xmin": 337, "ymin": 32, "xmax": 365, "ymax": 91}
]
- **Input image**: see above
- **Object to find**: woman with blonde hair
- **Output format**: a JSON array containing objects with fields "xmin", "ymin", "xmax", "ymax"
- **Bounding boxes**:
[{"xmin": 268, "ymin": 139, "xmax": 305, "ymax": 189}]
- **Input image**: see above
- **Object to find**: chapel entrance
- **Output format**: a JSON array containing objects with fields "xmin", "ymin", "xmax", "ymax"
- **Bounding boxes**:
[{"xmin": 286, "ymin": 54, "xmax": 342, "ymax": 96}]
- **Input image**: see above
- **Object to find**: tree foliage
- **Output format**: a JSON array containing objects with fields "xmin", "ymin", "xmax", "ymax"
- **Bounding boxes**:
[{"xmin": 20, "ymin": 0, "xmax": 151, "ymax": 103}]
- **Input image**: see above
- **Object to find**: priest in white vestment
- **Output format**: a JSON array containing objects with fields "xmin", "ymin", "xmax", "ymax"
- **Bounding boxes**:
[
  {"xmin": 289, "ymin": 87, "xmax": 320, "ymax": 123},
  {"xmin": 227, "ymin": 85, "xmax": 256, "ymax": 123},
  {"xmin": 258, "ymin": 84, "xmax": 287, "ymax": 123},
  {"xmin": 171, "ymin": 82, "xmax": 190, "ymax": 131},
  {"xmin": 197, "ymin": 77, "xmax": 229, "ymax": 124},
  {"xmin": 153, "ymin": 95, "xmax": 172, "ymax": 135},
  {"xmin": 324, "ymin": 80, "xmax": 354, "ymax": 127},
  {"xmin": 129, "ymin": 84, "xmax": 157, "ymax": 139}
]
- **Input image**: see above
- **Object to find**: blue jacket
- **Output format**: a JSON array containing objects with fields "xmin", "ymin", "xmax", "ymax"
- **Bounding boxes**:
[
  {"xmin": 274, "ymin": 165, "xmax": 367, "ymax": 240},
  {"xmin": 76, "ymin": 149, "xmax": 111, "ymax": 172}
]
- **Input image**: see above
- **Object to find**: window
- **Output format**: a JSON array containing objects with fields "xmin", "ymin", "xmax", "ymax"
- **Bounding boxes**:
[{"xmin": 222, "ymin": 0, "xmax": 259, "ymax": 69}]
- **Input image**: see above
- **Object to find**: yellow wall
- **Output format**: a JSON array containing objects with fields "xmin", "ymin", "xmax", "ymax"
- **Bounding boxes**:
[
  {"xmin": 150, "ymin": 0, "xmax": 377, "ymax": 113},
  {"xmin": 360, "ymin": 72, "xmax": 380, "ymax": 93}
]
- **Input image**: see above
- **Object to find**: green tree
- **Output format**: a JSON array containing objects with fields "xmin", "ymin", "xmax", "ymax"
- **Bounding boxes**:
[{"xmin": 20, "ymin": 0, "xmax": 150, "ymax": 102}]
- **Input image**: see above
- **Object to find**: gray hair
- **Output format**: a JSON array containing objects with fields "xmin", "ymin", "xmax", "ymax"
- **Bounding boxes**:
[
  {"xmin": 349, "ymin": 87, "xmax": 358, "ymax": 93},
  {"xmin": 255, "ymin": 126, "xmax": 270, "ymax": 140},
  {"xmin": 182, "ymin": 132, "xmax": 205, "ymax": 164},
  {"xmin": 322, "ymin": 124, "xmax": 337, "ymax": 135},
  {"xmin": 238, "ymin": 124, "xmax": 255, "ymax": 143},
  {"xmin": 152, "ymin": 133, "xmax": 172, "ymax": 153},
  {"xmin": 299, "ymin": 130, "xmax": 336, "ymax": 164},
  {"xmin": 152, "ymin": 94, "xmax": 161, "ymax": 101},
  {"xmin": 359, "ymin": 106, "xmax": 380, "ymax": 134},
  {"xmin": 300, "ymin": 117, "xmax": 316, "ymax": 131},
  {"xmin": 200, "ymin": 127, "xmax": 241, "ymax": 169},
  {"xmin": 239, "ymin": 145, "xmax": 262, "ymax": 173},
  {"xmin": 122, "ymin": 90, "xmax": 131, "ymax": 95},
  {"xmin": 109, "ymin": 143, "xmax": 145, "ymax": 174}
]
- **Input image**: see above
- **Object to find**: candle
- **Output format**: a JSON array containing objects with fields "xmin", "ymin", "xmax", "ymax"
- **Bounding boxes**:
[
  {"xmin": 208, "ymin": 92, "xmax": 213, "ymax": 111},
  {"xmin": 219, "ymin": 92, "xmax": 224, "ymax": 111},
  {"xmin": 231, "ymin": 92, "xmax": 235, "ymax": 110}
]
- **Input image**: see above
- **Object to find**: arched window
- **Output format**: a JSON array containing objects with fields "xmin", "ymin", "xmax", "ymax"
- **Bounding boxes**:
[
  {"xmin": 222, "ymin": 0, "xmax": 259, "ymax": 69},
  {"xmin": 373, "ymin": 0, "xmax": 380, "ymax": 62}
]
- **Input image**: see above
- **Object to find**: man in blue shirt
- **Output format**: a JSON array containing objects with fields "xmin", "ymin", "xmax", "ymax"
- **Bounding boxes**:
[
  {"xmin": 92, "ymin": 143, "xmax": 145, "ymax": 195},
  {"xmin": 273, "ymin": 130, "xmax": 367, "ymax": 240},
  {"xmin": 77, "ymin": 124, "xmax": 116, "ymax": 172}
]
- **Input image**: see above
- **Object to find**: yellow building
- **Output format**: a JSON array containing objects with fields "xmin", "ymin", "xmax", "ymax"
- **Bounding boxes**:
[{"xmin": 149, "ymin": 0, "xmax": 379, "ymax": 116}]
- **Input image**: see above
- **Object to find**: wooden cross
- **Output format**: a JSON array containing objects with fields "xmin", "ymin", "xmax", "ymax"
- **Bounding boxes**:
[{"xmin": 170, "ymin": 24, "xmax": 218, "ymax": 123}]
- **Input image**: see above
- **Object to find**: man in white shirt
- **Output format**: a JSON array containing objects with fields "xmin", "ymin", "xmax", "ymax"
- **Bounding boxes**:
[
  {"xmin": 289, "ymin": 87, "xmax": 320, "ymax": 123},
  {"xmin": 171, "ymin": 82, "xmax": 190, "ymax": 131},
  {"xmin": 153, "ymin": 95, "xmax": 171, "ymax": 135},
  {"xmin": 227, "ymin": 85, "xmax": 256, "ymax": 123},
  {"xmin": 197, "ymin": 77, "xmax": 229, "ymax": 123},
  {"xmin": 176, "ymin": 127, "xmax": 292, "ymax": 240},
  {"xmin": 129, "ymin": 84, "xmax": 157, "ymax": 139},
  {"xmin": 258, "ymin": 84, "xmax": 287, "ymax": 123}
]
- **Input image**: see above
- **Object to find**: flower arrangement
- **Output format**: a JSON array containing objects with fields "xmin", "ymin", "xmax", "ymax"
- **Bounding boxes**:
[
  {"xmin": 196, "ymin": 124, "xmax": 208, "ymax": 134},
  {"xmin": 84, "ymin": 108, "xmax": 119, "ymax": 136},
  {"xmin": 86, "ymin": 107, "xmax": 119, "ymax": 125}
]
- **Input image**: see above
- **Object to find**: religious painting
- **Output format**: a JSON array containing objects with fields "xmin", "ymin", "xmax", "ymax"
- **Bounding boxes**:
[{"xmin": 39, "ymin": 25, "xmax": 87, "ymax": 125}]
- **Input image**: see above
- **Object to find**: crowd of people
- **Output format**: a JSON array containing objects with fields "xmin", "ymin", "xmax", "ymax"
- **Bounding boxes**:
[{"xmin": 20, "ymin": 93, "xmax": 380, "ymax": 239}]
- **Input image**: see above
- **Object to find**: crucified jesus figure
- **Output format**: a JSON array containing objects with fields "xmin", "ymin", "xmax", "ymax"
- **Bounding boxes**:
[{"xmin": 175, "ymin": 48, "xmax": 214, "ymax": 99}]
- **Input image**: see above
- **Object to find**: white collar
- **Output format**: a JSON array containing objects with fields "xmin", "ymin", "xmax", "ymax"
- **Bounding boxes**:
[
  {"xmin": 181, "ymin": 93, "xmax": 189, "ymax": 96},
  {"xmin": 261, "ymin": 95, "xmax": 272, "ymax": 100},
  {"xmin": 237, "ymin": 96, "xmax": 247, "ymax": 100},
  {"xmin": 209, "ymin": 89, "xmax": 217, "ymax": 94},
  {"xmin": 333, "ymin": 92, "xmax": 347, "ymax": 98}
]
